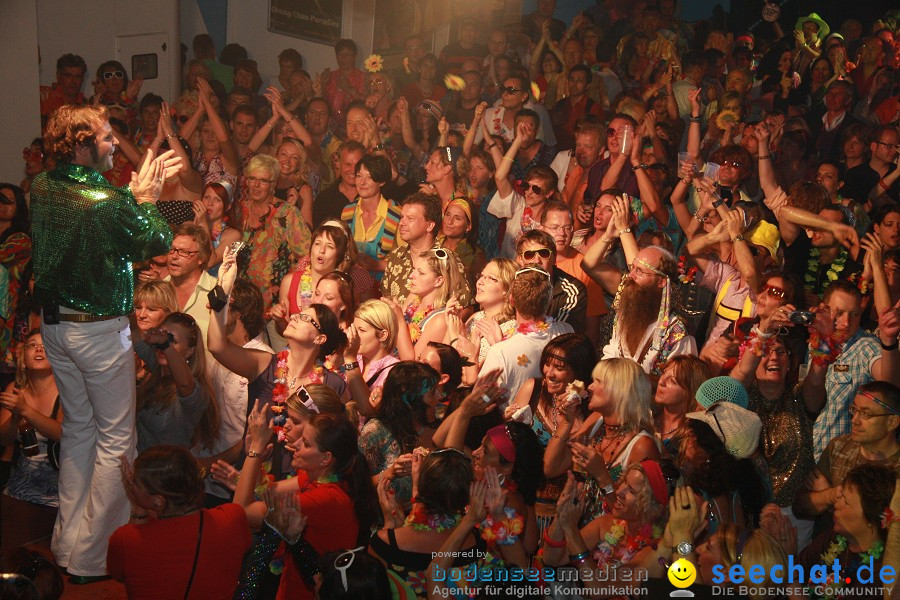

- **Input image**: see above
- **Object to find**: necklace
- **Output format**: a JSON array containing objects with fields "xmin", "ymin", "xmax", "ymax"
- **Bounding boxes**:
[
  {"xmin": 404, "ymin": 295, "xmax": 433, "ymax": 343},
  {"xmin": 158, "ymin": 507, "xmax": 200, "ymax": 520},
  {"xmin": 273, "ymin": 349, "xmax": 324, "ymax": 440},
  {"xmin": 592, "ymin": 519, "xmax": 662, "ymax": 567},
  {"xmin": 810, "ymin": 535, "xmax": 884, "ymax": 600},
  {"xmin": 517, "ymin": 319, "xmax": 550, "ymax": 335},
  {"xmin": 805, "ymin": 247, "xmax": 847, "ymax": 293},
  {"xmin": 245, "ymin": 201, "xmax": 271, "ymax": 230},
  {"xmin": 405, "ymin": 502, "xmax": 461, "ymax": 532}
]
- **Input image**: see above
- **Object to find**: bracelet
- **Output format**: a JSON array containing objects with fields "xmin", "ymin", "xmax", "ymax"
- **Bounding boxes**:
[
  {"xmin": 732, "ymin": 234, "xmax": 745, "ymax": 243},
  {"xmin": 633, "ymin": 163, "xmax": 646, "ymax": 171},
  {"xmin": 263, "ymin": 121, "xmax": 274, "ymax": 129},
  {"xmin": 600, "ymin": 236, "xmax": 613, "ymax": 243},
  {"xmin": 166, "ymin": 134, "xmax": 177, "ymax": 140},
  {"xmin": 343, "ymin": 361, "xmax": 360, "ymax": 371},
  {"xmin": 600, "ymin": 483, "xmax": 615, "ymax": 495},
  {"xmin": 149, "ymin": 332, "xmax": 175, "ymax": 351},
  {"xmin": 501, "ymin": 156, "xmax": 514, "ymax": 163},
  {"xmin": 758, "ymin": 154, "xmax": 771, "ymax": 160},
  {"xmin": 690, "ymin": 115, "xmax": 702, "ymax": 123},
  {"xmin": 130, "ymin": 512, "xmax": 149, "ymax": 520},
  {"xmin": 570, "ymin": 551, "xmax": 591, "ymax": 565},
  {"xmin": 550, "ymin": 432, "xmax": 569, "ymax": 441},
  {"xmin": 880, "ymin": 179, "xmax": 890, "ymax": 191},
  {"xmin": 246, "ymin": 450, "xmax": 263, "ymax": 458},
  {"xmin": 681, "ymin": 177, "xmax": 692, "ymax": 185},
  {"xmin": 694, "ymin": 212, "xmax": 708, "ymax": 223},
  {"xmin": 543, "ymin": 530, "xmax": 567, "ymax": 549},
  {"xmin": 880, "ymin": 339, "xmax": 899, "ymax": 351},
  {"xmin": 485, "ymin": 143, "xmax": 497, "ymax": 150},
  {"xmin": 619, "ymin": 228, "xmax": 631, "ymax": 234},
  {"xmin": 449, "ymin": 338, "xmax": 459, "ymax": 346}
]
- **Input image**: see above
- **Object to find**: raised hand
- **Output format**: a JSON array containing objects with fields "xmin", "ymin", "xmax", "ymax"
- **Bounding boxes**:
[
  {"xmin": 210, "ymin": 459, "xmax": 240, "ymax": 491},
  {"xmin": 246, "ymin": 399, "xmax": 274, "ymax": 455},
  {"xmin": 483, "ymin": 466, "xmax": 507, "ymax": 518},
  {"xmin": 687, "ymin": 87, "xmax": 702, "ymax": 116},
  {"xmin": 126, "ymin": 76, "xmax": 144, "ymax": 100}
]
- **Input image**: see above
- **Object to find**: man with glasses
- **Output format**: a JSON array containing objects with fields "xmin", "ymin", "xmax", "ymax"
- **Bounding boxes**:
[
  {"xmin": 801, "ymin": 280, "xmax": 900, "ymax": 461},
  {"xmin": 795, "ymin": 381, "xmax": 900, "ymax": 526},
  {"xmin": 516, "ymin": 229, "xmax": 586, "ymax": 332},
  {"xmin": 31, "ymin": 105, "xmax": 179, "ymax": 582},
  {"xmin": 164, "ymin": 223, "xmax": 216, "ymax": 354},
  {"xmin": 843, "ymin": 125, "xmax": 899, "ymax": 208},
  {"xmin": 40, "ymin": 54, "xmax": 87, "ymax": 128},
  {"xmin": 540, "ymin": 205, "xmax": 601, "ymax": 341}
]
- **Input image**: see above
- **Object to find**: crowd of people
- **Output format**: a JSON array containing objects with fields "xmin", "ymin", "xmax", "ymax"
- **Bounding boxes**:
[{"xmin": 2, "ymin": 1, "xmax": 900, "ymax": 599}]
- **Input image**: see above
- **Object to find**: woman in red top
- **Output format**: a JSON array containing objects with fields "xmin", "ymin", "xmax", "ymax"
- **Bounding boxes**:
[{"xmin": 108, "ymin": 445, "xmax": 251, "ymax": 599}]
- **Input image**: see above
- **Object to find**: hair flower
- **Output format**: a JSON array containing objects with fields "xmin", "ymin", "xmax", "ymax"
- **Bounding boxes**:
[{"xmin": 364, "ymin": 54, "xmax": 384, "ymax": 73}]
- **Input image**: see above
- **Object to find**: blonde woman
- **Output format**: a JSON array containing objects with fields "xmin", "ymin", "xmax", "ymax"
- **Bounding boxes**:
[
  {"xmin": 273, "ymin": 138, "xmax": 313, "ymax": 226},
  {"xmin": 344, "ymin": 299, "xmax": 401, "ymax": 417},
  {"xmin": 545, "ymin": 357, "xmax": 659, "ymax": 523},
  {"xmin": 133, "ymin": 279, "xmax": 178, "ymax": 334},
  {"xmin": 446, "ymin": 258, "xmax": 517, "ymax": 384},
  {"xmin": 391, "ymin": 248, "xmax": 465, "ymax": 361}
]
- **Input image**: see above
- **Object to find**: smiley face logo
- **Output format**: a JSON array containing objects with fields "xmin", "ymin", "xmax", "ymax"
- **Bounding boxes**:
[{"xmin": 668, "ymin": 558, "xmax": 697, "ymax": 588}]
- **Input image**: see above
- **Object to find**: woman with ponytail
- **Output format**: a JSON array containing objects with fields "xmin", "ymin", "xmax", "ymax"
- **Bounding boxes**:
[{"xmin": 234, "ymin": 412, "xmax": 378, "ymax": 600}]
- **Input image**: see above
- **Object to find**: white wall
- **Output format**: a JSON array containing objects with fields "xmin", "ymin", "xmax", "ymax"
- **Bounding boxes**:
[
  {"xmin": 0, "ymin": 0, "xmax": 41, "ymax": 184},
  {"xmin": 227, "ymin": 0, "xmax": 375, "ymax": 82}
]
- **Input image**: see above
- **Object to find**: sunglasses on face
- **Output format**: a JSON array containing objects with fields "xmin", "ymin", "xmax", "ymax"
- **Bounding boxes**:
[
  {"xmin": 103, "ymin": 71, "xmax": 125, "ymax": 80},
  {"xmin": 521, "ymin": 248, "xmax": 552, "ymax": 260},
  {"xmin": 525, "ymin": 183, "xmax": 545, "ymax": 195},
  {"xmin": 762, "ymin": 284, "xmax": 785, "ymax": 298},
  {"xmin": 502, "ymin": 86, "xmax": 524, "ymax": 95},
  {"xmin": 721, "ymin": 160, "xmax": 744, "ymax": 169}
]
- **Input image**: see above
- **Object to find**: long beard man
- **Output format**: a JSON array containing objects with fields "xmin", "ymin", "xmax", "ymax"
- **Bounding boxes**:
[{"xmin": 616, "ymin": 278, "xmax": 664, "ymax": 357}]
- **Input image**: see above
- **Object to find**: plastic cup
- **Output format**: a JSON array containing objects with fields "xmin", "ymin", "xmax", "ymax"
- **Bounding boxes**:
[{"xmin": 704, "ymin": 162, "xmax": 721, "ymax": 183}]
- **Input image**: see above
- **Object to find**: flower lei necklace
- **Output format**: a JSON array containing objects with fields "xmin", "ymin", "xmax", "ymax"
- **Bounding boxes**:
[
  {"xmin": 272, "ymin": 349, "xmax": 324, "ymax": 441},
  {"xmin": 806, "ymin": 248, "xmax": 847, "ymax": 292},
  {"xmin": 298, "ymin": 262, "xmax": 313, "ymax": 309},
  {"xmin": 810, "ymin": 535, "xmax": 884, "ymax": 600},
  {"xmin": 517, "ymin": 319, "xmax": 550, "ymax": 335},
  {"xmin": 593, "ymin": 519, "xmax": 662, "ymax": 567},
  {"xmin": 405, "ymin": 502, "xmax": 461, "ymax": 532},
  {"xmin": 404, "ymin": 295, "xmax": 433, "ymax": 343}
]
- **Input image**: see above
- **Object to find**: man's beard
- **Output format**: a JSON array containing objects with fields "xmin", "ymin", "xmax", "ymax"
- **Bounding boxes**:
[{"xmin": 617, "ymin": 279, "xmax": 664, "ymax": 356}]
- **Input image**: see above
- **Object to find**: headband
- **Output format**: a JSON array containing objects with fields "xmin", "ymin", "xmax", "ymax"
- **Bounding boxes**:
[
  {"xmin": 641, "ymin": 460, "xmax": 668, "ymax": 506},
  {"xmin": 486, "ymin": 425, "xmax": 516, "ymax": 463},
  {"xmin": 633, "ymin": 257, "xmax": 667, "ymax": 278},
  {"xmin": 321, "ymin": 219, "xmax": 346, "ymax": 230},
  {"xmin": 446, "ymin": 198, "xmax": 472, "ymax": 222},
  {"xmin": 858, "ymin": 390, "xmax": 900, "ymax": 416}
]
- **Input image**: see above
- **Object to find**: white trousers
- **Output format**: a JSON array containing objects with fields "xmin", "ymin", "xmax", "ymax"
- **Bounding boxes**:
[{"xmin": 43, "ymin": 317, "xmax": 135, "ymax": 576}]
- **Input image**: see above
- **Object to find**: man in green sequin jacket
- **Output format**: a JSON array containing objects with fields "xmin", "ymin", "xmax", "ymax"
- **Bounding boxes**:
[{"xmin": 31, "ymin": 104, "xmax": 180, "ymax": 582}]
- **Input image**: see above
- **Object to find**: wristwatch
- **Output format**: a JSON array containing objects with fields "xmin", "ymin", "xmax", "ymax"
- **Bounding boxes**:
[
  {"xmin": 600, "ymin": 483, "xmax": 615, "ymax": 495},
  {"xmin": 676, "ymin": 541, "xmax": 693, "ymax": 556},
  {"xmin": 208, "ymin": 285, "xmax": 229, "ymax": 313}
]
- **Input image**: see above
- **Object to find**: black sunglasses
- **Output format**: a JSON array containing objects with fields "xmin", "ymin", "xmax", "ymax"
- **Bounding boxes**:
[
  {"xmin": 502, "ymin": 86, "xmax": 524, "ymax": 95},
  {"xmin": 521, "ymin": 248, "xmax": 553, "ymax": 260},
  {"xmin": 525, "ymin": 184, "xmax": 544, "ymax": 195}
]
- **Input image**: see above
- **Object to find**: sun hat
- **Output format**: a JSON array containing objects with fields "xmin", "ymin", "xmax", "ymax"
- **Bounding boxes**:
[
  {"xmin": 795, "ymin": 13, "xmax": 830, "ymax": 40},
  {"xmin": 686, "ymin": 402, "xmax": 762, "ymax": 459}
]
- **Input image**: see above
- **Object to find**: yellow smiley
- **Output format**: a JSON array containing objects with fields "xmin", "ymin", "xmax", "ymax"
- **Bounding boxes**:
[{"xmin": 667, "ymin": 558, "xmax": 697, "ymax": 588}]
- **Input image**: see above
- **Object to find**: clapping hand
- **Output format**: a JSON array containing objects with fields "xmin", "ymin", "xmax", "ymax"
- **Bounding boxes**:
[
  {"xmin": 263, "ymin": 486, "xmax": 307, "ymax": 543},
  {"xmin": 210, "ymin": 459, "xmax": 241, "ymax": 492}
]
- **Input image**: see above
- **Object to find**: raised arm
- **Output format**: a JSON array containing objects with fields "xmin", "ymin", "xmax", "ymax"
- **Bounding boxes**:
[
  {"xmin": 494, "ymin": 122, "xmax": 526, "ymax": 199},
  {"xmin": 197, "ymin": 78, "xmax": 240, "ymax": 177},
  {"xmin": 462, "ymin": 102, "xmax": 488, "ymax": 157},
  {"xmin": 159, "ymin": 101, "xmax": 203, "ymax": 193},
  {"xmin": 686, "ymin": 87, "xmax": 702, "ymax": 160},
  {"xmin": 266, "ymin": 86, "xmax": 313, "ymax": 148}
]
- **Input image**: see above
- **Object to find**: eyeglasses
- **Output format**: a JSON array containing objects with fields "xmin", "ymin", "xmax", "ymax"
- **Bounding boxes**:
[
  {"xmin": 292, "ymin": 312, "xmax": 322, "ymax": 332},
  {"xmin": 761, "ymin": 284, "xmax": 785, "ymax": 299},
  {"xmin": 520, "ymin": 248, "xmax": 553, "ymax": 260},
  {"xmin": 544, "ymin": 224, "xmax": 574, "ymax": 233},
  {"xmin": 25, "ymin": 342, "xmax": 44, "ymax": 351},
  {"xmin": 333, "ymin": 546, "xmax": 365, "ymax": 592},
  {"xmin": 245, "ymin": 176, "xmax": 273, "ymax": 185},
  {"xmin": 764, "ymin": 346, "xmax": 789, "ymax": 357},
  {"xmin": 607, "ymin": 128, "xmax": 627, "ymax": 137},
  {"xmin": 876, "ymin": 141, "xmax": 900, "ymax": 150},
  {"xmin": 22, "ymin": 147, "xmax": 42, "ymax": 161},
  {"xmin": 502, "ymin": 86, "xmax": 524, "ymax": 95},
  {"xmin": 169, "ymin": 247, "xmax": 200, "ymax": 258},
  {"xmin": 629, "ymin": 259, "xmax": 666, "ymax": 278},
  {"xmin": 722, "ymin": 160, "xmax": 744, "ymax": 169},
  {"xmin": 103, "ymin": 71, "xmax": 125, "ymax": 80},
  {"xmin": 849, "ymin": 405, "xmax": 894, "ymax": 420},
  {"xmin": 525, "ymin": 184, "xmax": 545, "ymax": 195},
  {"xmin": 368, "ymin": 79, "xmax": 385, "ymax": 86}
]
